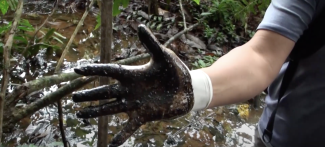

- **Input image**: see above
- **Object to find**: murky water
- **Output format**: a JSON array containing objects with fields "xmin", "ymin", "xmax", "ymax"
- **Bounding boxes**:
[{"xmin": 2, "ymin": 3, "xmax": 264, "ymax": 147}]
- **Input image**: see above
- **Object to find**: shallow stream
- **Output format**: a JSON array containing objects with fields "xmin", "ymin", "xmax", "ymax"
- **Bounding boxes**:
[{"xmin": 2, "ymin": 3, "xmax": 265, "ymax": 147}]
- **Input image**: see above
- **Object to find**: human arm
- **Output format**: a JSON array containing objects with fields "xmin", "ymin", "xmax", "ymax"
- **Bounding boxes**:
[
  {"xmin": 192, "ymin": 0, "xmax": 319, "ymax": 110},
  {"xmin": 199, "ymin": 30, "xmax": 295, "ymax": 108}
]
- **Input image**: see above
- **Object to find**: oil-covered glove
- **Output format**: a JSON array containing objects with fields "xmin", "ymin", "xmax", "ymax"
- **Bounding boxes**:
[{"xmin": 72, "ymin": 24, "xmax": 213, "ymax": 146}]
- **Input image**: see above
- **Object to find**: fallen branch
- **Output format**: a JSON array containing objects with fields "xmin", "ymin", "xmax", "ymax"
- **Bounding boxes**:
[
  {"xmin": 0, "ymin": 0, "xmax": 24, "ymax": 142},
  {"xmin": 4, "ymin": 76, "xmax": 96, "ymax": 129},
  {"xmin": 6, "ymin": 53, "xmax": 154, "ymax": 109},
  {"xmin": 5, "ymin": 71, "xmax": 81, "ymax": 108},
  {"xmin": 3, "ymin": 53, "xmax": 152, "ymax": 130},
  {"xmin": 55, "ymin": 0, "xmax": 95, "ymax": 72}
]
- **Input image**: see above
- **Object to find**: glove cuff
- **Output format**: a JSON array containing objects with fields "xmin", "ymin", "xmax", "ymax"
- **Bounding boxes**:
[{"xmin": 190, "ymin": 69, "xmax": 213, "ymax": 111}]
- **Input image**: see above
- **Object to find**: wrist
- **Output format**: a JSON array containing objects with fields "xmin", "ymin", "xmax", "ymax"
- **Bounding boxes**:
[{"xmin": 190, "ymin": 69, "xmax": 213, "ymax": 111}]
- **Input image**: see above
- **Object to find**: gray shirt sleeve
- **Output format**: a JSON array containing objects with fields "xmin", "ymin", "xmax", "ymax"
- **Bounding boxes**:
[{"xmin": 257, "ymin": 0, "xmax": 319, "ymax": 42}]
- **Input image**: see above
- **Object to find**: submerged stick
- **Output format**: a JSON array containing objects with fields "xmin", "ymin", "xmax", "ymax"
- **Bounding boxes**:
[
  {"xmin": 5, "ymin": 71, "xmax": 80, "ymax": 108},
  {"xmin": 54, "ymin": 0, "xmax": 95, "ymax": 72},
  {"xmin": 58, "ymin": 99, "xmax": 68, "ymax": 147}
]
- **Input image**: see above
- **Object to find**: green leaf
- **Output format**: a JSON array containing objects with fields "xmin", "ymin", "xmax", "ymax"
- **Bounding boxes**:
[
  {"xmin": 17, "ymin": 19, "xmax": 35, "ymax": 32},
  {"xmin": 0, "ymin": 0, "xmax": 9, "ymax": 15},
  {"xmin": 7, "ymin": 0, "xmax": 18, "ymax": 11},
  {"xmin": 112, "ymin": 2, "xmax": 121, "ymax": 16},
  {"xmin": 54, "ymin": 31, "xmax": 66, "ymax": 40},
  {"xmin": 156, "ymin": 23, "xmax": 163, "ymax": 30},
  {"xmin": 95, "ymin": 14, "xmax": 101, "ymax": 30},
  {"xmin": 20, "ymin": 19, "xmax": 34, "ymax": 28},
  {"xmin": 0, "ymin": 42, "xmax": 4, "ymax": 53},
  {"xmin": 113, "ymin": 0, "xmax": 130, "ymax": 16},
  {"xmin": 0, "ymin": 22, "xmax": 11, "ymax": 35},
  {"xmin": 198, "ymin": 59, "xmax": 206, "ymax": 67},
  {"xmin": 47, "ymin": 141, "xmax": 64, "ymax": 147},
  {"xmin": 192, "ymin": 0, "xmax": 200, "ymax": 5},
  {"xmin": 42, "ymin": 28, "xmax": 56, "ymax": 42},
  {"xmin": 52, "ymin": 36, "xmax": 64, "ymax": 44},
  {"xmin": 14, "ymin": 36, "xmax": 28, "ymax": 44},
  {"xmin": 201, "ymin": 12, "xmax": 212, "ymax": 16},
  {"xmin": 121, "ymin": 0, "xmax": 130, "ymax": 8},
  {"xmin": 150, "ymin": 22, "xmax": 156, "ymax": 29}
]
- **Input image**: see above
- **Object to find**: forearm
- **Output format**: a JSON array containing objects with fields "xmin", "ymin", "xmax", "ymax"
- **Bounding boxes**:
[
  {"xmin": 201, "ymin": 45, "xmax": 278, "ymax": 108},
  {"xmin": 190, "ymin": 30, "xmax": 294, "ymax": 111}
]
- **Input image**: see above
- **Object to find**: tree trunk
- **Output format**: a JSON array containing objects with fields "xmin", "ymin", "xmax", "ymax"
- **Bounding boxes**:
[
  {"xmin": 97, "ymin": 0, "xmax": 113, "ymax": 146},
  {"xmin": 147, "ymin": 0, "xmax": 159, "ymax": 15},
  {"xmin": 0, "ymin": 0, "xmax": 23, "ymax": 142}
]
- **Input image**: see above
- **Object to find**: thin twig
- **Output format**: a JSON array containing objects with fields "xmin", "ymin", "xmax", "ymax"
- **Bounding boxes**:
[
  {"xmin": 57, "ymin": 99, "xmax": 68, "ymax": 147},
  {"xmin": 10, "ymin": 0, "xmax": 60, "ymax": 72},
  {"xmin": 179, "ymin": 0, "xmax": 187, "ymax": 29},
  {"xmin": 0, "ymin": 0, "xmax": 24, "ymax": 142},
  {"xmin": 164, "ymin": 23, "xmax": 199, "ymax": 47},
  {"xmin": 54, "ymin": 0, "xmax": 96, "ymax": 73},
  {"xmin": 52, "ymin": 1, "xmax": 91, "ymax": 145}
]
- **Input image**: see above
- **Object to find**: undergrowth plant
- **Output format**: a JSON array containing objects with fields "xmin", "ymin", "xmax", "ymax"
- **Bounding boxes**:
[
  {"xmin": 0, "ymin": 19, "xmax": 65, "ymax": 60},
  {"xmin": 192, "ymin": 0, "xmax": 270, "ymax": 69},
  {"xmin": 200, "ymin": 0, "xmax": 270, "ymax": 44}
]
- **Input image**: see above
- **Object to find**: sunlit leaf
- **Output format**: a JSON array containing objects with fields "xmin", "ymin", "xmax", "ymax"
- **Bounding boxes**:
[
  {"xmin": 52, "ymin": 36, "xmax": 64, "ymax": 44},
  {"xmin": 200, "ymin": 12, "xmax": 212, "ymax": 16},
  {"xmin": 192, "ymin": 0, "xmax": 200, "ymax": 5},
  {"xmin": 54, "ymin": 31, "xmax": 66, "ymax": 40},
  {"xmin": 0, "ymin": 0, "xmax": 9, "ymax": 15}
]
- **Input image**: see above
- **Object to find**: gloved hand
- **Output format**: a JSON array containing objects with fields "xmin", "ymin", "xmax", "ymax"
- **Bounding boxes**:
[{"xmin": 72, "ymin": 24, "xmax": 213, "ymax": 146}]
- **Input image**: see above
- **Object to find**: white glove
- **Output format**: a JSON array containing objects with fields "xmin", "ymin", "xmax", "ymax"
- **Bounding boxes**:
[{"xmin": 190, "ymin": 69, "xmax": 213, "ymax": 111}]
